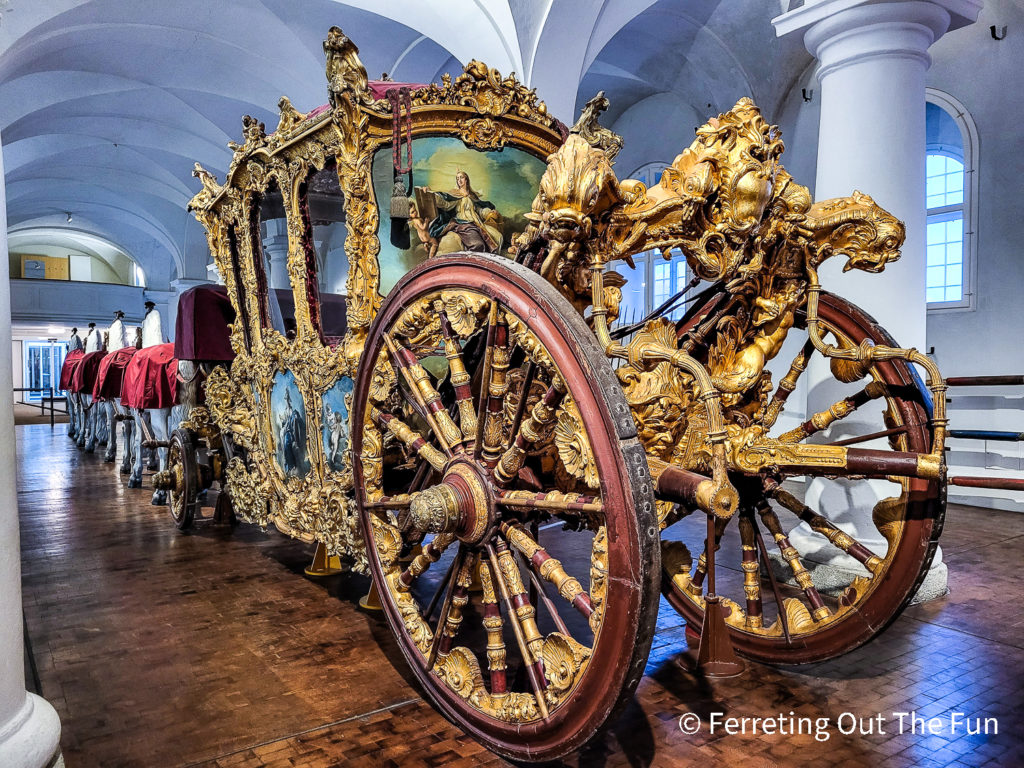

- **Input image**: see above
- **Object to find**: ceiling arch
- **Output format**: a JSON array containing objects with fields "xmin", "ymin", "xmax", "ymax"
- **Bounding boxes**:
[{"xmin": 0, "ymin": 0, "xmax": 803, "ymax": 292}]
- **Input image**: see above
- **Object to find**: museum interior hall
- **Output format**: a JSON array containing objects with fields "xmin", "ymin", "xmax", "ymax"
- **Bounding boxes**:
[{"xmin": 0, "ymin": 1, "xmax": 1021, "ymax": 767}]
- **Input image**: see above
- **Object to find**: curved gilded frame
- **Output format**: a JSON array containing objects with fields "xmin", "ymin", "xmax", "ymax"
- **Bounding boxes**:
[{"xmin": 189, "ymin": 59, "xmax": 565, "ymax": 567}]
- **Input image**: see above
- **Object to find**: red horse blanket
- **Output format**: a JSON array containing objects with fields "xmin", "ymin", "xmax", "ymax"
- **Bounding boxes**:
[
  {"xmin": 69, "ymin": 351, "xmax": 107, "ymax": 394},
  {"xmin": 59, "ymin": 349, "xmax": 85, "ymax": 392},
  {"xmin": 92, "ymin": 347, "xmax": 137, "ymax": 401},
  {"xmin": 121, "ymin": 343, "xmax": 178, "ymax": 410}
]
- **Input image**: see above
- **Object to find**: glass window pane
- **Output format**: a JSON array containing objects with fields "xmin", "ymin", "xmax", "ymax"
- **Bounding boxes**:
[
  {"xmin": 614, "ymin": 257, "xmax": 646, "ymax": 326},
  {"xmin": 927, "ymin": 287, "xmax": 945, "ymax": 302},
  {"xmin": 946, "ymin": 264, "xmax": 962, "ymax": 285},
  {"xmin": 926, "ymin": 266, "xmax": 944, "ymax": 288},
  {"xmin": 945, "ymin": 286, "xmax": 961, "ymax": 302}
]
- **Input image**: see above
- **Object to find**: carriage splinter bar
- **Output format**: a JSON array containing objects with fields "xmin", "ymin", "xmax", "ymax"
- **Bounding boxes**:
[
  {"xmin": 949, "ymin": 476, "xmax": 1024, "ymax": 492},
  {"xmin": 945, "ymin": 375, "xmax": 1024, "ymax": 387}
]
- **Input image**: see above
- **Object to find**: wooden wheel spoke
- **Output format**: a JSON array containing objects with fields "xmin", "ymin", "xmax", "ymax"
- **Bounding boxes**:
[
  {"xmin": 432, "ymin": 551, "xmax": 475, "ymax": 665},
  {"xmin": 436, "ymin": 303, "xmax": 478, "ymax": 440},
  {"xmin": 473, "ymin": 301, "xmax": 500, "ymax": 461},
  {"xmin": 486, "ymin": 541, "xmax": 550, "ymax": 719},
  {"xmin": 769, "ymin": 487, "xmax": 883, "ymax": 573},
  {"xmin": 400, "ymin": 533, "xmax": 456, "ymax": 591},
  {"xmin": 479, "ymin": 319, "xmax": 511, "ymax": 467},
  {"xmin": 493, "ymin": 378, "xmax": 566, "ymax": 485},
  {"xmin": 780, "ymin": 380, "xmax": 887, "ymax": 443},
  {"xmin": 370, "ymin": 406, "xmax": 446, "ymax": 471},
  {"xmin": 687, "ymin": 517, "xmax": 728, "ymax": 597},
  {"xmin": 765, "ymin": 338, "xmax": 814, "ymax": 429},
  {"xmin": 384, "ymin": 335, "xmax": 462, "ymax": 454},
  {"xmin": 501, "ymin": 522, "xmax": 594, "ymax": 620},
  {"xmin": 497, "ymin": 490, "xmax": 603, "ymax": 514},
  {"xmin": 364, "ymin": 495, "xmax": 412, "ymax": 511},
  {"xmin": 738, "ymin": 514, "xmax": 764, "ymax": 629},
  {"xmin": 425, "ymin": 547, "xmax": 469, "ymax": 670},
  {"xmin": 477, "ymin": 558, "xmax": 508, "ymax": 695},
  {"xmin": 756, "ymin": 500, "xmax": 832, "ymax": 621}
]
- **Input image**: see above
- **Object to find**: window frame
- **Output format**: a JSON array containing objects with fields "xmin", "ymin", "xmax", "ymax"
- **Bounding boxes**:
[{"xmin": 925, "ymin": 89, "xmax": 979, "ymax": 313}]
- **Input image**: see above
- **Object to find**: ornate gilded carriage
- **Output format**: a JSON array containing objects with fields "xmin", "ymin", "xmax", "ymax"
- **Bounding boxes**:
[{"xmin": 173, "ymin": 27, "xmax": 954, "ymax": 761}]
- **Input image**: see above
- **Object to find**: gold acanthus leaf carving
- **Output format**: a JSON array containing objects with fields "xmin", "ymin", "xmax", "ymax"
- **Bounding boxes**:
[
  {"xmin": 412, "ymin": 60, "xmax": 556, "ymax": 130},
  {"xmin": 441, "ymin": 290, "xmax": 489, "ymax": 338},
  {"xmin": 458, "ymin": 117, "xmax": 509, "ymax": 149},
  {"xmin": 553, "ymin": 401, "xmax": 599, "ymax": 490}
]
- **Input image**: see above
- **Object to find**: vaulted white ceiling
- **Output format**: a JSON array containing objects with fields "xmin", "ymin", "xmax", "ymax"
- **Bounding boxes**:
[{"xmin": 0, "ymin": 0, "xmax": 810, "ymax": 291}]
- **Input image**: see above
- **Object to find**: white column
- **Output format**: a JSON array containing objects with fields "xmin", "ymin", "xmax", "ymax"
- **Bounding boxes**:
[
  {"xmin": 0, "ymin": 135, "xmax": 62, "ymax": 765},
  {"xmin": 773, "ymin": 0, "xmax": 980, "ymax": 600},
  {"xmin": 262, "ymin": 219, "xmax": 290, "ymax": 291}
]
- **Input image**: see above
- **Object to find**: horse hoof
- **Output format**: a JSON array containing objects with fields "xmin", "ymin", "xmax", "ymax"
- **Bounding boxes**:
[
  {"xmin": 84, "ymin": 445, "xmax": 95, "ymax": 454},
  {"xmin": 120, "ymin": 465, "xmax": 131, "ymax": 475},
  {"xmin": 104, "ymin": 452, "xmax": 116, "ymax": 463},
  {"xmin": 128, "ymin": 477, "xmax": 142, "ymax": 489},
  {"xmin": 151, "ymin": 491, "xmax": 167, "ymax": 506}
]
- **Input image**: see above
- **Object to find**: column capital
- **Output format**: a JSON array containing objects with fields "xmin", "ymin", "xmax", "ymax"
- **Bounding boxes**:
[
  {"xmin": 774, "ymin": 1, "xmax": 982, "ymax": 78},
  {"xmin": 169, "ymin": 277, "xmax": 211, "ymax": 294}
]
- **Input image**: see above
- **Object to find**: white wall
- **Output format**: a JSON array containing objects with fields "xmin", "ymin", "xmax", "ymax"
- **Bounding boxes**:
[{"xmin": 773, "ymin": 1, "xmax": 1024, "ymax": 511}]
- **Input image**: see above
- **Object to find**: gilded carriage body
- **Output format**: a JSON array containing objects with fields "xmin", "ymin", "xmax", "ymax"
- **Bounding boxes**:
[{"xmin": 174, "ymin": 27, "xmax": 957, "ymax": 761}]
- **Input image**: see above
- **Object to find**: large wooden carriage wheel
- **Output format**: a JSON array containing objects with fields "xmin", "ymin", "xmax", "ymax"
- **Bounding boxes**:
[
  {"xmin": 352, "ymin": 254, "xmax": 660, "ymax": 762},
  {"xmin": 662, "ymin": 291, "xmax": 944, "ymax": 664}
]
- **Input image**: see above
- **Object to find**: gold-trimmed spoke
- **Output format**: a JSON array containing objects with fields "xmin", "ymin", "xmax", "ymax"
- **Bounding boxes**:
[
  {"xmin": 480, "ymin": 321, "xmax": 512, "ymax": 468},
  {"xmin": 686, "ymin": 516, "xmax": 728, "ymax": 597},
  {"xmin": 478, "ymin": 558, "xmax": 509, "ymax": 695},
  {"xmin": 486, "ymin": 541, "xmax": 550, "ymax": 720},
  {"xmin": 473, "ymin": 301, "xmax": 500, "ymax": 461},
  {"xmin": 436, "ymin": 302, "xmax": 478, "ymax": 440},
  {"xmin": 497, "ymin": 490, "xmax": 603, "ymax": 514},
  {"xmin": 501, "ymin": 522, "xmax": 595, "ymax": 620},
  {"xmin": 426, "ymin": 547, "xmax": 469, "ymax": 671},
  {"xmin": 779, "ymin": 380, "xmax": 887, "ymax": 443},
  {"xmin": 738, "ymin": 514, "xmax": 764, "ymax": 629},
  {"xmin": 765, "ymin": 338, "xmax": 814, "ymax": 428},
  {"xmin": 384, "ymin": 334, "xmax": 461, "ymax": 454},
  {"xmin": 769, "ymin": 486, "xmax": 883, "ymax": 574},
  {"xmin": 756, "ymin": 500, "xmax": 832, "ymax": 621},
  {"xmin": 399, "ymin": 532, "xmax": 456, "ymax": 591},
  {"xmin": 370, "ymin": 406, "xmax": 447, "ymax": 471},
  {"xmin": 434, "ymin": 552, "xmax": 475, "ymax": 664},
  {"xmin": 493, "ymin": 377, "xmax": 566, "ymax": 485}
]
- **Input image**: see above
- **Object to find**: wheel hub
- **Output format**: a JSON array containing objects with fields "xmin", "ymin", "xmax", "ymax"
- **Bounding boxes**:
[{"xmin": 404, "ymin": 459, "xmax": 494, "ymax": 544}]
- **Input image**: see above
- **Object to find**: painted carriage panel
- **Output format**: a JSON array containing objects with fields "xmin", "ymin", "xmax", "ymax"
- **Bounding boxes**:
[
  {"xmin": 270, "ymin": 370, "xmax": 310, "ymax": 479},
  {"xmin": 320, "ymin": 376, "xmax": 353, "ymax": 473},
  {"xmin": 373, "ymin": 136, "xmax": 547, "ymax": 294}
]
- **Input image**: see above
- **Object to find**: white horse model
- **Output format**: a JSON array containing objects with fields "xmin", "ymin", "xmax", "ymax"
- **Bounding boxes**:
[
  {"xmin": 98, "ymin": 313, "xmax": 137, "ymax": 474},
  {"xmin": 77, "ymin": 324, "xmax": 105, "ymax": 452},
  {"xmin": 65, "ymin": 329, "xmax": 84, "ymax": 440},
  {"xmin": 128, "ymin": 304, "xmax": 185, "ymax": 505}
]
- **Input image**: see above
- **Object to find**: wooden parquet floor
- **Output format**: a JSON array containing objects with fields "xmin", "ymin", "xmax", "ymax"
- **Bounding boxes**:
[{"xmin": 16, "ymin": 423, "xmax": 1024, "ymax": 767}]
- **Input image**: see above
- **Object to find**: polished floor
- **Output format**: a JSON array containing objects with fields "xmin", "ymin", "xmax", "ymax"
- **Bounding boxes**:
[{"xmin": 17, "ymin": 422, "xmax": 1024, "ymax": 768}]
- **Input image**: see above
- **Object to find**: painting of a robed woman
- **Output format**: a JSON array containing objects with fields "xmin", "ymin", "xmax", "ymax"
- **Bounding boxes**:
[{"xmin": 372, "ymin": 135, "xmax": 546, "ymax": 294}]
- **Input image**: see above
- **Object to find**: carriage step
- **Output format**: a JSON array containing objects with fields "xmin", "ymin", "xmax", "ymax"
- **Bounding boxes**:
[{"xmin": 949, "ymin": 476, "xmax": 1024, "ymax": 492}]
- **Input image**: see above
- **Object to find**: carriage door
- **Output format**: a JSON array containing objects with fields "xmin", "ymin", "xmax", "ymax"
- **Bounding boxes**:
[{"xmin": 23, "ymin": 340, "xmax": 65, "ymax": 400}]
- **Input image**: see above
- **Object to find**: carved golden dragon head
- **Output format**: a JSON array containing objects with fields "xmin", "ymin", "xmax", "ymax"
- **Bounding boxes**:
[{"xmin": 805, "ymin": 191, "xmax": 906, "ymax": 273}]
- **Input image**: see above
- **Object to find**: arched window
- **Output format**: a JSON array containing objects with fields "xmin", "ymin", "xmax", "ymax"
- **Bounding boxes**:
[
  {"xmin": 613, "ymin": 162, "xmax": 689, "ymax": 325},
  {"xmin": 926, "ymin": 90, "xmax": 978, "ymax": 311}
]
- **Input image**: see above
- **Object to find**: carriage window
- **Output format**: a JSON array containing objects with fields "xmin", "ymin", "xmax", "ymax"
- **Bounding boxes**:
[
  {"xmin": 227, "ymin": 225, "xmax": 253, "ymax": 351},
  {"xmin": 257, "ymin": 179, "xmax": 292, "ymax": 337},
  {"xmin": 302, "ymin": 161, "xmax": 348, "ymax": 341}
]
